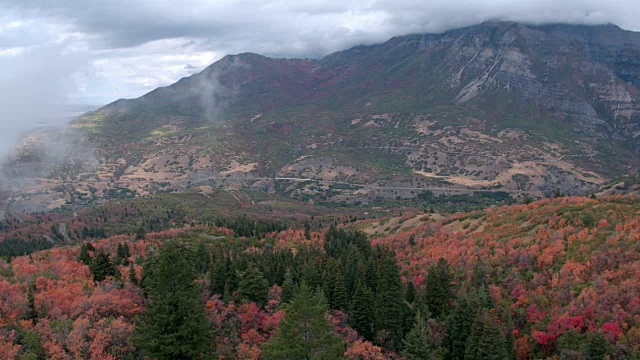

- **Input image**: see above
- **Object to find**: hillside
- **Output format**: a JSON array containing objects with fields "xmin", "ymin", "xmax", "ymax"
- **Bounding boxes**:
[
  {"xmin": 3, "ymin": 21, "xmax": 640, "ymax": 211},
  {"xmin": 1, "ymin": 195, "xmax": 640, "ymax": 358}
]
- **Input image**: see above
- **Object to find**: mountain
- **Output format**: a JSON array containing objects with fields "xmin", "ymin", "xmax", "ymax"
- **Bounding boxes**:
[{"xmin": 6, "ymin": 21, "xmax": 640, "ymax": 211}]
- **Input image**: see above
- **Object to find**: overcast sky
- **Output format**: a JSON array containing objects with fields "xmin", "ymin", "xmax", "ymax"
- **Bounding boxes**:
[{"xmin": 0, "ymin": 0, "xmax": 639, "ymax": 106}]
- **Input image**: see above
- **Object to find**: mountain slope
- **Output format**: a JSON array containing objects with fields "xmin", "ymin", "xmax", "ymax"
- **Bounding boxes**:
[
  {"xmin": 6, "ymin": 21, "xmax": 640, "ymax": 211},
  {"xmin": 86, "ymin": 22, "xmax": 640, "ymax": 145}
]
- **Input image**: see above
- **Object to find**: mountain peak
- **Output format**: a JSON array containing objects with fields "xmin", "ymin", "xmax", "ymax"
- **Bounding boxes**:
[{"xmin": 48, "ymin": 22, "xmax": 640, "ymax": 210}]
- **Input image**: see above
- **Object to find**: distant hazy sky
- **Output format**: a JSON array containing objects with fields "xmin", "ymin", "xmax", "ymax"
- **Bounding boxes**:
[{"xmin": 0, "ymin": 0, "xmax": 638, "ymax": 105}]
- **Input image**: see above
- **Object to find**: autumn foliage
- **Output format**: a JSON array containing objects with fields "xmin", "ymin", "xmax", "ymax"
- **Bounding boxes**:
[{"xmin": 1, "ymin": 195, "xmax": 640, "ymax": 358}]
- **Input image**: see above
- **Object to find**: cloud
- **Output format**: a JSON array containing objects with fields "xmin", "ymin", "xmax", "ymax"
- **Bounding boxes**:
[
  {"xmin": 0, "ymin": 43, "xmax": 91, "ymax": 154},
  {"xmin": 0, "ymin": 0, "xmax": 639, "ymax": 103},
  {"xmin": 0, "ymin": 42, "xmax": 97, "ymax": 196}
]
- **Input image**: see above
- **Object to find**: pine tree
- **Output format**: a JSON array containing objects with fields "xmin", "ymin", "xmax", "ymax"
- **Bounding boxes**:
[
  {"xmin": 425, "ymin": 258, "xmax": 453, "ymax": 319},
  {"xmin": 331, "ymin": 267, "xmax": 349, "ymax": 311},
  {"xmin": 281, "ymin": 268, "xmax": 296, "ymax": 304},
  {"xmin": 129, "ymin": 262, "xmax": 138, "ymax": 286},
  {"xmin": 585, "ymin": 331, "xmax": 609, "ymax": 360},
  {"xmin": 444, "ymin": 296, "xmax": 476, "ymax": 360},
  {"xmin": 261, "ymin": 284, "xmax": 345, "ymax": 360},
  {"xmin": 238, "ymin": 263, "xmax": 269, "ymax": 306},
  {"xmin": 476, "ymin": 310, "xmax": 507, "ymax": 360},
  {"xmin": 25, "ymin": 285, "xmax": 37, "ymax": 323},
  {"xmin": 136, "ymin": 225, "xmax": 147, "ymax": 240},
  {"xmin": 194, "ymin": 241, "xmax": 209, "ymax": 275},
  {"xmin": 302, "ymin": 259, "xmax": 322, "ymax": 290},
  {"xmin": 304, "ymin": 222, "xmax": 312, "ymax": 240},
  {"xmin": 226, "ymin": 261, "xmax": 239, "ymax": 294},
  {"xmin": 19, "ymin": 329, "xmax": 44, "ymax": 359},
  {"xmin": 133, "ymin": 242, "xmax": 209, "ymax": 359},
  {"xmin": 376, "ymin": 250, "xmax": 405, "ymax": 350},
  {"xmin": 403, "ymin": 311, "xmax": 432, "ymax": 360},
  {"xmin": 365, "ymin": 257, "xmax": 378, "ymax": 293},
  {"xmin": 121, "ymin": 245, "xmax": 130, "ymax": 266},
  {"xmin": 315, "ymin": 286, "xmax": 328, "ymax": 307},
  {"xmin": 349, "ymin": 279, "xmax": 376, "ymax": 341},
  {"xmin": 123, "ymin": 242, "xmax": 131, "ymax": 258},
  {"xmin": 89, "ymin": 252, "xmax": 117, "ymax": 282},
  {"xmin": 464, "ymin": 310, "xmax": 507, "ymax": 360},
  {"xmin": 322, "ymin": 261, "xmax": 337, "ymax": 307},
  {"xmin": 344, "ymin": 247, "xmax": 364, "ymax": 298},
  {"xmin": 209, "ymin": 256, "xmax": 228, "ymax": 296},
  {"xmin": 78, "ymin": 244, "xmax": 92, "ymax": 265},
  {"xmin": 464, "ymin": 310, "xmax": 486, "ymax": 360},
  {"xmin": 406, "ymin": 281, "xmax": 416, "ymax": 304},
  {"xmin": 140, "ymin": 247, "xmax": 158, "ymax": 295},
  {"xmin": 115, "ymin": 243, "xmax": 125, "ymax": 265}
]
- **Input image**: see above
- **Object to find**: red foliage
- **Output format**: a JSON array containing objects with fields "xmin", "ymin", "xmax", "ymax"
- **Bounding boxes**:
[
  {"xmin": 532, "ymin": 330, "xmax": 557, "ymax": 355},
  {"xmin": 601, "ymin": 322, "xmax": 622, "ymax": 342},
  {"xmin": 344, "ymin": 340, "xmax": 386, "ymax": 360}
]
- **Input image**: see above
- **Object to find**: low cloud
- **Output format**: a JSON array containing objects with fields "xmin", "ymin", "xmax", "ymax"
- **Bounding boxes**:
[
  {"xmin": 0, "ymin": 43, "xmax": 96, "ymax": 194},
  {"xmin": 0, "ymin": 44, "xmax": 90, "ymax": 154}
]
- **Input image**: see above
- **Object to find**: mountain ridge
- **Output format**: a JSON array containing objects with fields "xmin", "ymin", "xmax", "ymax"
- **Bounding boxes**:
[{"xmin": 3, "ymin": 21, "xmax": 640, "ymax": 211}]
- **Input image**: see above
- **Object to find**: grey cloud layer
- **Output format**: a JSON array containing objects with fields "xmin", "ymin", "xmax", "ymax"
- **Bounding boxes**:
[
  {"xmin": 3, "ymin": 0, "xmax": 639, "ymax": 56},
  {"xmin": 0, "ymin": 0, "xmax": 639, "ymax": 103}
]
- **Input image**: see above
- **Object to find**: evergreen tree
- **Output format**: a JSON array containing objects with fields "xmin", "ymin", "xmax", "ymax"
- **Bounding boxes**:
[
  {"xmin": 302, "ymin": 259, "xmax": 322, "ymax": 290},
  {"xmin": 304, "ymin": 222, "xmax": 312, "ymax": 240},
  {"xmin": 349, "ymin": 279, "xmax": 376, "ymax": 341},
  {"xmin": 322, "ymin": 260, "xmax": 337, "ymax": 307},
  {"xmin": 133, "ymin": 242, "xmax": 209, "ymax": 360},
  {"xmin": 476, "ymin": 310, "xmax": 507, "ymax": 360},
  {"xmin": 464, "ymin": 310, "xmax": 486, "ymax": 360},
  {"xmin": 123, "ymin": 242, "xmax": 131, "ymax": 258},
  {"xmin": 365, "ymin": 257, "xmax": 378, "ymax": 293},
  {"xmin": 136, "ymin": 225, "xmax": 147, "ymax": 240},
  {"xmin": 78, "ymin": 244, "xmax": 92, "ymax": 265},
  {"xmin": 140, "ymin": 247, "xmax": 158, "ymax": 294},
  {"xmin": 121, "ymin": 248, "xmax": 130, "ymax": 266},
  {"xmin": 331, "ymin": 267, "xmax": 349, "ymax": 311},
  {"xmin": 375, "ymin": 250, "xmax": 405, "ymax": 350},
  {"xmin": 402, "ymin": 297, "xmax": 418, "ymax": 339},
  {"xmin": 226, "ymin": 261, "xmax": 239, "ymax": 294},
  {"xmin": 25, "ymin": 285, "xmax": 37, "ymax": 323},
  {"xmin": 19, "ymin": 330, "xmax": 44, "ymax": 359},
  {"xmin": 89, "ymin": 252, "xmax": 117, "ymax": 282},
  {"xmin": 261, "ymin": 284, "xmax": 345, "ymax": 360},
  {"xmin": 464, "ymin": 310, "xmax": 507, "ymax": 360},
  {"xmin": 406, "ymin": 281, "xmax": 416, "ymax": 304},
  {"xmin": 403, "ymin": 311, "xmax": 432, "ymax": 360},
  {"xmin": 281, "ymin": 268, "xmax": 296, "ymax": 304},
  {"xmin": 115, "ymin": 243, "xmax": 125, "ymax": 265},
  {"xmin": 238, "ymin": 263, "xmax": 269, "ymax": 306},
  {"xmin": 129, "ymin": 262, "xmax": 138, "ymax": 286},
  {"xmin": 586, "ymin": 331, "xmax": 609, "ymax": 360},
  {"xmin": 344, "ymin": 247, "xmax": 363, "ymax": 298},
  {"xmin": 444, "ymin": 296, "xmax": 476, "ymax": 360},
  {"xmin": 209, "ymin": 256, "xmax": 228, "ymax": 296},
  {"xmin": 315, "ymin": 286, "xmax": 328, "ymax": 307},
  {"xmin": 425, "ymin": 258, "xmax": 453, "ymax": 319},
  {"xmin": 194, "ymin": 241, "xmax": 209, "ymax": 275}
]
